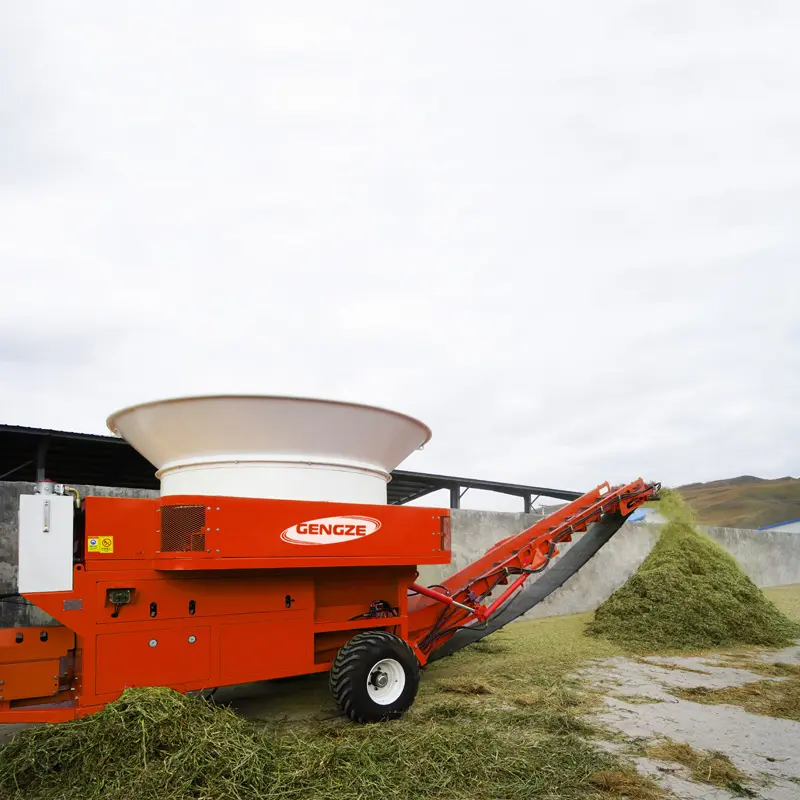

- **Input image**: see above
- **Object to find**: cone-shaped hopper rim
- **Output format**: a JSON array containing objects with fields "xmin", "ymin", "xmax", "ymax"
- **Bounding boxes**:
[{"xmin": 106, "ymin": 393, "xmax": 433, "ymax": 446}]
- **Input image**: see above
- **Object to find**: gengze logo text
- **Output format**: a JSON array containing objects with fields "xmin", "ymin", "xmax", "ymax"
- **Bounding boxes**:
[{"xmin": 280, "ymin": 516, "xmax": 381, "ymax": 546}]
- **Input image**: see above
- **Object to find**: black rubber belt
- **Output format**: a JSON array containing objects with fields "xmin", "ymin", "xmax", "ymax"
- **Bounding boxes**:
[{"xmin": 427, "ymin": 511, "xmax": 626, "ymax": 662}]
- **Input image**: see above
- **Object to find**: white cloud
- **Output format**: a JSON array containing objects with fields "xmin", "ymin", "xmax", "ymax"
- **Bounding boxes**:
[{"xmin": 1, "ymin": 1, "xmax": 798, "ymax": 510}]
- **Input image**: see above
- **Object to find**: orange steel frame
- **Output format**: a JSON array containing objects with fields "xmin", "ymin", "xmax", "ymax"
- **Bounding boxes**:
[{"xmin": 0, "ymin": 479, "xmax": 657, "ymax": 724}]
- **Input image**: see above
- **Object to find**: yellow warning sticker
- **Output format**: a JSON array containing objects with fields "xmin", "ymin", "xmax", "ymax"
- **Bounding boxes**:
[{"xmin": 88, "ymin": 536, "xmax": 114, "ymax": 554}]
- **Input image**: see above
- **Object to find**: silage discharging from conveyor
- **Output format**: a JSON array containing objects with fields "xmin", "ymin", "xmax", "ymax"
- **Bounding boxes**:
[{"xmin": 586, "ymin": 489, "xmax": 800, "ymax": 650}]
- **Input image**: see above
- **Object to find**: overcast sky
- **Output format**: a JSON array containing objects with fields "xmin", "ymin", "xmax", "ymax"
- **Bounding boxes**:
[{"xmin": 1, "ymin": 2, "xmax": 798, "ymax": 509}]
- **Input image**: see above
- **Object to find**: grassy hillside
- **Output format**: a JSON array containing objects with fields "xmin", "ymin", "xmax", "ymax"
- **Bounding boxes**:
[{"xmin": 678, "ymin": 475, "xmax": 800, "ymax": 529}]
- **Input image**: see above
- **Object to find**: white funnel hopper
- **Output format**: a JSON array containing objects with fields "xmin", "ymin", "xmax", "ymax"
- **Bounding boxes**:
[{"xmin": 107, "ymin": 395, "xmax": 431, "ymax": 504}]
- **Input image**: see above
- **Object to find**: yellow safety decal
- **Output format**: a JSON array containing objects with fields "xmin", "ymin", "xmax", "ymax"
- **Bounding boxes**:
[{"xmin": 88, "ymin": 536, "xmax": 114, "ymax": 554}]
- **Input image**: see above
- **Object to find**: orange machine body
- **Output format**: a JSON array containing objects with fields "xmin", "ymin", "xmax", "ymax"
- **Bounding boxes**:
[{"xmin": 0, "ymin": 495, "xmax": 450, "ymax": 722}]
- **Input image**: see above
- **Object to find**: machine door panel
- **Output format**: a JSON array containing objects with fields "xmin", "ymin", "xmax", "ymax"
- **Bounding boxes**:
[
  {"xmin": 19, "ymin": 494, "xmax": 74, "ymax": 594},
  {"xmin": 219, "ymin": 618, "xmax": 312, "ymax": 684},
  {"xmin": 96, "ymin": 578, "xmax": 313, "ymax": 623},
  {"xmin": 0, "ymin": 660, "xmax": 61, "ymax": 701},
  {"xmin": 95, "ymin": 626, "xmax": 211, "ymax": 695}
]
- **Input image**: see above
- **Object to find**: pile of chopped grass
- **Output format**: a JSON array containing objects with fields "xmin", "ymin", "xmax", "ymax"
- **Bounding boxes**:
[
  {"xmin": 586, "ymin": 490, "xmax": 800, "ymax": 650},
  {"xmin": 0, "ymin": 687, "xmax": 271, "ymax": 800},
  {"xmin": 0, "ymin": 682, "xmax": 658, "ymax": 800}
]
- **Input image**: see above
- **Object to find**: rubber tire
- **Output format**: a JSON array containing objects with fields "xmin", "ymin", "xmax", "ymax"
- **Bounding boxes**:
[{"xmin": 329, "ymin": 631, "xmax": 420, "ymax": 723}]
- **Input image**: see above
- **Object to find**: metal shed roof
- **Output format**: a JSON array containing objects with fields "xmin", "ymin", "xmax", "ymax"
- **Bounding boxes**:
[{"xmin": 0, "ymin": 424, "xmax": 581, "ymax": 508}]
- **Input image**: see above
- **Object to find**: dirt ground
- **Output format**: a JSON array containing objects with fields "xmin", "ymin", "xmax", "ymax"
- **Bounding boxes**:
[
  {"xmin": 211, "ymin": 583, "xmax": 800, "ymax": 799},
  {"xmin": 0, "ymin": 584, "xmax": 798, "ymax": 800},
  {"xmin": 583, "ymin": 646, "xmax": 800, "ymax": 799}
]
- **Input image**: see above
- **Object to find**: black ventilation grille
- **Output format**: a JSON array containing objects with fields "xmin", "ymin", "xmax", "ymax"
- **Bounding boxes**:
[{"xmin": 160, "ymin": 505, "xmax": 206, "ymax": 552}]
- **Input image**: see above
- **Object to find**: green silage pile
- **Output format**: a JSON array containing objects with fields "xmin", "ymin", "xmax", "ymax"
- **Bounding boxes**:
[{"xmin": 587, "ymin": 490, "xmax": 800, "ymax": 650}]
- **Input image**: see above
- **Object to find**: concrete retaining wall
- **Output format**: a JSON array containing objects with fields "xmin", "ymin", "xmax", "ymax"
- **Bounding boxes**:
[
  {"xmin": 701, "ymin": 526, "xmax": 800, "ymax": 589},
  {"xmin": 1, "ymin": 484, "xmax": 798, "ymax": 627}
]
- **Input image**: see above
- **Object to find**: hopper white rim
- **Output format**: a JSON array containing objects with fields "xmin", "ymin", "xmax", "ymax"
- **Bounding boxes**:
[{"xmin": 106, "ymin": 393, "xmax": 433, "ymax": 446}]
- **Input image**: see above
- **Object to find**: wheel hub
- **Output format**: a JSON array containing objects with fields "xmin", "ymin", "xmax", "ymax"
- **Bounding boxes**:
[
  {"xmin": 371, "ymin": 670, "xmax": 389, "ymax": 689},
  {"xmin": 366, "ymin": 658, "xmax": 406, "ymax": 705}
]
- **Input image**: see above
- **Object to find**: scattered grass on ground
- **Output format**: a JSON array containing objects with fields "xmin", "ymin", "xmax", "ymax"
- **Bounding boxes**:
[
  {"xmin": 588, "ymin": 770, "xmax": 664, "ymax": 799},
  {"xmin": 716, "ymin": 661, "xmax": 800, "ymax": 678},
  {"xmin": 435, "ymin": 677, "xmax": 493, "ymax": 695},
  {"xmin": 510, "ymin": 683, "xmax": 585, "ymax": 714},
  {"xmin": 631, "ymin": 657, "xmax": 711, "ymax": 675},
  {"xmin": 674, "ymin": 674, "xmax": 800, "ymax": 722},
  {"xmin": 466, "ymin": 638, "xmax": 509, "ymax": 655},
  {"xmin": 0, "ymin": 613, "xmax": 665, "ymax": 800},
  {"xmin": 0, "ymin": 685, "xmax": 650, "ymax": 800},
  {"xmin": 647, "ymin": 740, "xmax": 755, "ymax": 796},
  {"xmin": 587, "ymin": 490, "xmax": 800, "ymax": 650},
  {"xmin": 613, "ymin": 694, "xmax": 665, "ymax": 705}
]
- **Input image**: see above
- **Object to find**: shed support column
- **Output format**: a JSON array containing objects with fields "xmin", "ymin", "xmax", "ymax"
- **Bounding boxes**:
[
  {"xmin": 36, "ymin": 436, "xmax": 49, "ymax": 482},
  {"xmin": 449, "ymin": 486, "xmax": 461, "ymax": 509}
]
